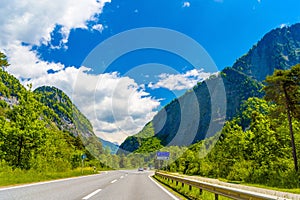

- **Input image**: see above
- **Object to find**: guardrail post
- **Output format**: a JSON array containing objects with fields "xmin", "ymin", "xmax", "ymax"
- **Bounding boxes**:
[
  {"xmin": 215, "ymin": 193, "xmax": 219, "ymax": 200},
  {"xmin": 154, "ymin": 172, "xmax": 283, "ymax": 200}
]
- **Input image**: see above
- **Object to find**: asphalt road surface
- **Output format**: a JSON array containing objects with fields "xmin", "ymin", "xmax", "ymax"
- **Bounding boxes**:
[{"xmin": 0, "ymin": 170, "xmax": 179, "ymax": 200}]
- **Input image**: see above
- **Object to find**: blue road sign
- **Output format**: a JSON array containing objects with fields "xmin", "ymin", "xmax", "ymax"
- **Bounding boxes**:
[
  {"xmin": 81, "ymin": 154, "xmax": 87, "ymax": 160},
  {"xmin": 156, "ymin": 152, "xmax": 170, "ymax": 160}
]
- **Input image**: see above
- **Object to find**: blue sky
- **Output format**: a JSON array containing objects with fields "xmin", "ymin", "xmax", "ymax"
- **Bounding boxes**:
[
  {"xmin": 1, "ymin": 0, "xmax": 300, "ymax": 144},
  {"xmin": 36, "ymin": 0, "xmax": 300, "ymax": 69}
]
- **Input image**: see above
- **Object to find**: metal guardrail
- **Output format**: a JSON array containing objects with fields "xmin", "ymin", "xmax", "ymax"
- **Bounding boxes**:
[{"xmin": 155, "ymin": 171, "xmax": 289, "ymax": 200}]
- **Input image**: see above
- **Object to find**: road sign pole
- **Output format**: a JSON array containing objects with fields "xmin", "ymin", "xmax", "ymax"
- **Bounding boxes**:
[
  {"xmin": 81, "ymin": 154, "xmax": 86, "ymax": 174},
  {"xmin": 81, "ymin": 159, "xmax": 84, "ymax": 174}
]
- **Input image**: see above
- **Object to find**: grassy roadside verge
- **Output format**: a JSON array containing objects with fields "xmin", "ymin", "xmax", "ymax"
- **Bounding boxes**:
[
  {"xmin": 153, "ymin": 174, "xmax": 231, "ymax": 200},
  {"xmin": 165, "ymin": 172, "xmax": 300, "ymax": 195},
  {"xmin": 241, "ymin": 182, "xmax": 300, "ymax": 194},
  {"xmin": 0, "ymin": 167, "xmax": 102, "ymax": 187},
  {"xmin": 210, "ymin": 177, "xmax": 300, "ymax": 194}
]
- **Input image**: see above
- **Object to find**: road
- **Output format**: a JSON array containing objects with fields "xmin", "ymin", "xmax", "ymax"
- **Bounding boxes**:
[{"xmin": 0, "ymin": 170, "xmax": 179, "ymax": 200}]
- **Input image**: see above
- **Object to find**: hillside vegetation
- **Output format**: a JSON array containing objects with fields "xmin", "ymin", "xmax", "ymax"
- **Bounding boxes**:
[
  {"xmin": 117, "ymin": 24, "xmax": 300, "ymax": 189},
  {"xmin": 119, "ymin": 23, "xmax": 300, "ymax": 155},
  {"xmin": 0, "ymin": 58, "xmax": 105, "ymax": 185}
]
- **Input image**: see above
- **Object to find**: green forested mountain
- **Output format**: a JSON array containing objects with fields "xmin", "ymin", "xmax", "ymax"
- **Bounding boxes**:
[
  {"xmin": 34, "ymin": 86, "xmax": 103, "ymax": 157},
  {"xmin": 119, "ymin": 23, "xmax": 300, "ymax": 154},
  {"xmin": 99, "ymin": 138, "xmax": 119, "ymax": 154},
  {"xmin": 34, "ymin": 86, "xmax": 94, "ymax": 137},
  {"xmin": 119, "ymin": 67, "xmax": 263, "ymax": 154},
  {"xmin": 233, "ymin": 23, "xmax": 300, "ymax": 81},
  {"xmin": 0, "ymin": 69, "xmax": 101, "ymax": 172},
  {"xmin": 170, "ymin": 94, "xmax": 300, "ymax": 187}
]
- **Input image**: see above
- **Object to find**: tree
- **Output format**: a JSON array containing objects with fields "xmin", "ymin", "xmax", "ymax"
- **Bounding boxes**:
[
  {"xmin": 0, "ymin": 52, "xmax": 9, "ymax": 70},
  {"xmin": 264, "ymin": 64, "xmax": 300, "ymax": 172}
]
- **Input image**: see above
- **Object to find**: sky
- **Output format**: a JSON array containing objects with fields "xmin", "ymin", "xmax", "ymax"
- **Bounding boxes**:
[{"xmin": 0, "ymin": 0, "xmax": 300, "ymax": 144}]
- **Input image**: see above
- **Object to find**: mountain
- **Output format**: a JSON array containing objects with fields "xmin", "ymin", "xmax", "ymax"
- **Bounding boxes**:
[
  {"xmin": 119, "ymin": 23, "xmax": 300, "ymax": 154},
  {"xmin": 233, "ymin": 23, "xmax": 300, "ymax": 81},
  {"xmin": 34, "ymin": 86, "xmax": 103, "ymax": 156},
  {"xmin": 34, "ymin": 86, "xmax": 94, "ymax": 137},
  {"xmin": 118, "ymin": 68, "xmax": 262, "ymax": 154},
  {"xmin": 0, "ymin": 68, "xmax": 94, "ymax": 170},
  {"xmin": 99, "ymin": 138, "xmax": 119, "ymax": 154}
]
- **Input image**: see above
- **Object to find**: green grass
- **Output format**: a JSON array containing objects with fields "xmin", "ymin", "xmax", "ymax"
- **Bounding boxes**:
[
  {"xmin": 215, "ymin": 178, "xmax": 300, "ymax": 194},
  {"xmin": 153, "ymin": 175, "xmax": 231, "ymax": 200},
  {"xmin": 242, "ymin": 183, "xmax": 300, "ymax": 194},
  {"xmin": 0, "ymin": 167, "xmax": 101, "ymax": 187},
  {"xmin": 167, "ymin": 173, "xmax": 300, "ymax": 195}
]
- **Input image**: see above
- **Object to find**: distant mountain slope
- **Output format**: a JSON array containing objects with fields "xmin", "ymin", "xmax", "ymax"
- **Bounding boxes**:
[
  {"xmin": 0, "ymin": 69, "xmax": 92, "ymax": 170},
  {"xmin": 99, "ymin": 138, "xmax": 119, "ymax": 154},
  {"xmin": 34, "ymin": 86, "xmax": 103, "ymax": 156},
  {"xmin": 34, "ymin": 86, "xmax": 94, "ymax": 137},
  {"xmin": 233, "ymin": 23, "xmax": 300, "ymax": 81},
  {"xmin": 119, "ymin": 23, "xmax": 300, "ymax": 154},
  {"xmin": 118, "ymin": 68, "xmax": 263, "ymax": 154}
]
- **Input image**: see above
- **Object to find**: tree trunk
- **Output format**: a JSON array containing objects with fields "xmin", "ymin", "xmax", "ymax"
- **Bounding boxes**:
[
  {"xmin": 283, "ymin": 86, "xmax": 298, "ymax": 172},
  {"xmin": 17, "ymin": 136, "xmax": 23, "ymax": 168}
]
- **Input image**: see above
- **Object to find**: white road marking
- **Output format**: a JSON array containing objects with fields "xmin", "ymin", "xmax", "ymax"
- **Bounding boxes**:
[
  {"xmin": 82, "ymin": 189, "xmax": 102, "ymax": 200},
  {"xmin": 148, "ymin": 175, "xmax": 180, "ymax": 200},
  {"xmin": 120, "ymin": 176, "xmax": 124, "ymax": 179},
  {"xmin": 0, "ymin": 174, "xmax": 103, "ymax": 191},
  {"xmin": 111, "ymin": 179, "xmax": 117, "ymax": 184}
]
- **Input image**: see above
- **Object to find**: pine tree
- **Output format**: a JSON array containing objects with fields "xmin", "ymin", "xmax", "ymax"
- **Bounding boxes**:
[{"xmin": 264, "ymin": 64, "xmax": 300, "ymax": 172}]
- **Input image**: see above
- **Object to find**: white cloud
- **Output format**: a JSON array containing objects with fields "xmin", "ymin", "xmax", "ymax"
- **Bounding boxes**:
[
  {"xmin": 182, "ymin": 1, "xmax": 191, "ymax": 8},
  {"xmin": 0, "ymin": 0, "xmax": 160, "ymax": 144},
  {"xmin": 0, "ymin": 0, "xmax": 111, "ymax": 81},
  {"xmin": 0, "ymin": 0, "xmax": 110, "ymax": 47},
  {"xmin": 6, "ymin": 44, "xmax": 65, "ymax": 79},
  {"xmin": 92, "ymin": 24, "xmax": 104, "ymax": 33},
  {"xmin": 26, "ymin": 68, "xmax": 160, "ymax": 145},
  {"xmin": 148, "ymin": 69, "xmax": 215, "ymax": 91}
]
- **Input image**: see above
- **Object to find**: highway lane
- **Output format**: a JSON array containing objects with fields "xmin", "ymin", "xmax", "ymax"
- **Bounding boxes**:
[{"xmin": 0, "ymin": 170, "xmax": 179, "ymax": 200}]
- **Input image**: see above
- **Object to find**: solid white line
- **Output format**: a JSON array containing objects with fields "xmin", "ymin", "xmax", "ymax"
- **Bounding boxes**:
[
  {"xmin": 148, "ymin": 175, "xmax": 180, "ymax": 200},
  {"xmin": 82, "ymin": 189, "xmax": 102, "ymax": 200},
  {"xmin": 0, "ymin": 173, "xmax": 104, "ymax": 192},
  {"xmin": 111, "ymin": 179, "xmax": 117, "ymax": 184}
]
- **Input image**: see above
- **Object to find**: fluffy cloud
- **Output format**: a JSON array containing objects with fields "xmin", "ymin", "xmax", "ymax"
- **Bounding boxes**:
[
  {"xmin": 0, "ymin": 0, "xmax": 110, "ymax": 47},
  {"xmin": 148, "ymin": 69, "xmax": 214, "ymax": 91},
  {"xmin": 182, "ymin": 1, "xmax": 191, "ymax": 8},
  {"xmin": 92, "ymin": 24, "xmax": 104, "ymax": 33},
  {"xmin": 27, "ymin": 68, "xmax": 160, "ymax": 144},
  {"xmin": 6, "ymin": 44, "xmax": 65, "ymax": 79},
  {"xmin": 0, "ymin": 1, "xmax": 161, "ymax": 144},
  {"xmin": 0, "ymin": 0, "xmax": 110, "ymax": 80}
]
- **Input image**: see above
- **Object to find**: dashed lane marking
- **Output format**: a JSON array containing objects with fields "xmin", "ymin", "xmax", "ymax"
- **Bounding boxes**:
[{"xmin": 82, "ymin": 189, "xmax": 102, "ymax": 200}]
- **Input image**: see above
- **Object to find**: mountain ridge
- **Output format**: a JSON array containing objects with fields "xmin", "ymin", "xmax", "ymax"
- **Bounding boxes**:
[
  {"xmin": 34, "ymin": 86, "xmax": 104, "ymax": 157},
  {"xmin": 118, "ymin": 23, "xmax": 300, "ymax": 154}
]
